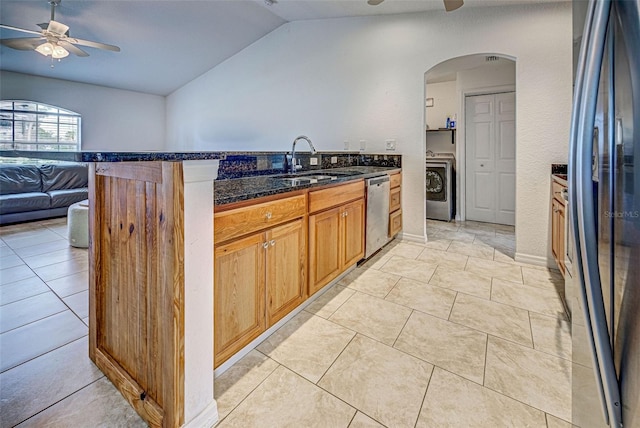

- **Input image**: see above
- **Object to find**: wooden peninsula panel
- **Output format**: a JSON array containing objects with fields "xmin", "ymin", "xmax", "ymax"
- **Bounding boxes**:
[{"xmin": 89, "ymin": 161, "xmax": 184, "ymax": 428}]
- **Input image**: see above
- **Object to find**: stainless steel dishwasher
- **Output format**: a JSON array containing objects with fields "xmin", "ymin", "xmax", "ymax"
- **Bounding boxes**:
[{"xmin": 365, "ymin": 175, "xmax": 390, "ymax": 259}]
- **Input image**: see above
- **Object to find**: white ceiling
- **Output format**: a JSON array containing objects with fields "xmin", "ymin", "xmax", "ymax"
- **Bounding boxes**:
[{"xmin": 0, "ymin": 0, "xmax": 562, "ymax": 96}]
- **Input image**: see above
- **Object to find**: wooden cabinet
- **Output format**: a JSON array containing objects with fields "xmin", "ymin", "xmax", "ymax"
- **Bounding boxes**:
[
  {"xmin": 342, "ymin": 199, "xmax": 365, "ymax": 268},
  {"xmin": 214, "ymin": 233, "xmax": 266, "ymax": 367},
  {"xmin": 308, "ymin": 182, "xmax": 365, "ymax": 296},
  {"xmin": 308, "ymin": 207, "xmax": 341, "ymax": 295},
  {"xmin": 551, "ymin": 178, "xmax": 567, "ymax": 277},
  {"xmin": 214, "ymin": 195, "xmax": 307, "ymax": 367},
  {"xmin": 265, "ymin": 219, "xmax": 307, "ymax": 326},
  {"xmin": 389, "ymin": 172, "xmax": 402, "ymax": 237}
]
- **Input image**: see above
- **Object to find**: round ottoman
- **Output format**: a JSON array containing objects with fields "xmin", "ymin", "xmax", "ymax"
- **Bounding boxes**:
[{"xmin": 67, "ymin": 200, "xmax": 89, "ymax": 248}]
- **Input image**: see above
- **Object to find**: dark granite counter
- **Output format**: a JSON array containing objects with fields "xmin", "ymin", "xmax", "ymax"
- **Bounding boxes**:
[
  {"xmin": 0, "ymin": 150, "xmax": 402, "ymax": 206},
  {"xmin": 0, "ymin": 150, "xmax": 227, "ymax": 163},
  {"xmin": 551, "ymin": 163, "xmax": 568, "ymax": 186},
  {"xmin": 214, "ymin": 166, "xmax": 400, "ymax": 206}
]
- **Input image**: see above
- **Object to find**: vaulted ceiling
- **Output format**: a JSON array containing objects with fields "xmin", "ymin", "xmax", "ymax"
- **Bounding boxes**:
[{"xmin": 0, "ymin": 0, "xmax": 562, "ymax": 96}]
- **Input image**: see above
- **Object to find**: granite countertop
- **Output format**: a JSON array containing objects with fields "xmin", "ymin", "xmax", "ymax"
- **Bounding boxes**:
[
  {"xmin": 214, "ymin": 166, "xmax": 400, "ymax": 206},
  {"xmin": 0, "ymin": 150, "xmax": 227, "ymax": 163}
]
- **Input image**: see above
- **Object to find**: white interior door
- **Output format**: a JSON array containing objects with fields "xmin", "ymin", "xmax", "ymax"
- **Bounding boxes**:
[{"xmin": 465, "ymin": 92, "xmax": 515, "ymax": 226}]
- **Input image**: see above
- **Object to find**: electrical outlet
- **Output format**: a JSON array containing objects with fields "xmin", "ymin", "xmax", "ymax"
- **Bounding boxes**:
[
  {"xmin": 310, "ymin": 157, "xmax": 318, "ymax": 166},
  {"xmin": 343, "ymin": 141, "xmax": 349, "ymax": 150},
  {"xmin": 359, "ymin": 140, "xmax": 366, "ymax": 152},
  {"xmin": 385, "ymin": 139, "xmax": 396, "ymax": 151},
  {"xmin": 331, "ymin": 156, "xmax": 338, "ymax": 164}
]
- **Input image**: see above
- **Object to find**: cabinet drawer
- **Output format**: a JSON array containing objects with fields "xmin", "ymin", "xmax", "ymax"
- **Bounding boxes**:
[
  {"xmin": 390, "ymin": 172, "xmax": 402, "ymax": 189},
  {"xmin": 389, "ymin": 186, "xmax": 401, "ymax": 212},
  {"xmin": 389, "ymin": 209, "xmax": 402, "ymax": 237},
  {"xmin": 552, "ymin": 180, "xmax": 566, "ymax": 204},
  {"xmin": 309, "ymin": 180, "xmax": 365, "ymax": 214},
  {"xmin": 215, "ymin": 194, "xmax": 306, "ymax": 243}
]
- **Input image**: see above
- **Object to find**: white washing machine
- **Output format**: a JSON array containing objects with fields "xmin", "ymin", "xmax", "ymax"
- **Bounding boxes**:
[{"xmin": 426, "ymin": 154, "xmax": 455, "ymax": 221}]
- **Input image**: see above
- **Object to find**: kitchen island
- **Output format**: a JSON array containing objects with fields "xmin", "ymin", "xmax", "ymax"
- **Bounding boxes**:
[
  {"xmin": 0, "ymin": 150, "xmax": 400, "ymax": 427},
  {"xmin": 87, "ymin": 157, "xmax": 222, "ymax": 428}
]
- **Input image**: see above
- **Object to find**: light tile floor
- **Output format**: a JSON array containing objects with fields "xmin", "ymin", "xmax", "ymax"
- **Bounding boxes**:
[{"xmin": 0, "ymin": 218, "xmax": 572, "ymax": 427}]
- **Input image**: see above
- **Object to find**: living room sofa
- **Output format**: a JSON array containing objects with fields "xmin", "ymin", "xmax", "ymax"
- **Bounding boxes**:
[{"xmin": 0, "ymin": 162, "xmax": 88, "ymax": 225}]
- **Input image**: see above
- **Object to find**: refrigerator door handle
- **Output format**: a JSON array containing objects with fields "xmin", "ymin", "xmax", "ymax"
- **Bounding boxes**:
[
  {"xmin": 572, "ymin": 0, "xmax": 622, "ymax": 427},
  {"xmin": 568, "ymin": 0, "xmax": 608, "ymax": 424}
]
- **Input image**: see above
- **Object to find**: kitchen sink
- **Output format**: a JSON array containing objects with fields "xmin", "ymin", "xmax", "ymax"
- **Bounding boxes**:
[{"xmin": 279, "ymin": 174, "xmax": 337, "ymax": 185}]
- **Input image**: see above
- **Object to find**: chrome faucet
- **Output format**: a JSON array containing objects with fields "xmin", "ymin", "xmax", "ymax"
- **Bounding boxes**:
[{"xmin": 289, "ymin": 135, "xmax": 317, "ymax": 173}]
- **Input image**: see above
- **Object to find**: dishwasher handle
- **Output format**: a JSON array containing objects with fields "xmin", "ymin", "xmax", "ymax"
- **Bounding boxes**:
[{"xmin": 367, "ymin": 175, "xmax": 390, "ymax": 186}]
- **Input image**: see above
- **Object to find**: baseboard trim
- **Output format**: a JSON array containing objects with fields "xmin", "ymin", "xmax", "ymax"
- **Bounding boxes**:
[
  {"xmin": 183, "ymin": 400, "xmax": 219, "ymax": 428},
  {"xmin": 514, "ymin": 252, "xmax": 549, "ymax": 267},
  {"xmin": 399, "ymin": 232, "xmax": 427, "ymax": 244}
]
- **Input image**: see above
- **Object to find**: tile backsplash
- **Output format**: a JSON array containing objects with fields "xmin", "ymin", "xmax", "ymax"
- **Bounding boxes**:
[{"xmin": 216, "ymin": 152, "xmax": 401, "ymax": 180}]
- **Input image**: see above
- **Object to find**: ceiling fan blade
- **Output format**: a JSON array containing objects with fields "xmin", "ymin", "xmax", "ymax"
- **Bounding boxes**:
[
  {"xmin": 443, "ymin": 0, "xmax": 464, "ymax": 12},
  {"xmin": 47, "ymin": 20, "xmax": 69, "ymax": 36},
  {"xmin": 65, "ymin": 37, "xmax": 120, "ymax": 52},
  {"xmin": 58, "ymin": 40, "xmax": 89, "ymax": 57},
  {"xmin": 0, "ymin": 23, "xmax": 43, "ymax": 36},
  {"xmin": 367, "ymin": 0, "xmax": 385, "ymax": 4},
  {"xmin": 0, "ymin": 37, "xmax": 45, "ymax": 50}
]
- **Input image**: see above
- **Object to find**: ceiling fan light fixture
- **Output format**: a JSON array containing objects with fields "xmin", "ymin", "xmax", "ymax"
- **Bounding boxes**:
[
  {"xmin": 52, "ymin": 44, "xmax": 68, "ymax": 58},
  {"xmin": 35, "ymin": 42, "xmax": 54, "ymax": 56},
  {"xmin": 35, "ymin": 41, "xmax": 69, "ymax": 59}
]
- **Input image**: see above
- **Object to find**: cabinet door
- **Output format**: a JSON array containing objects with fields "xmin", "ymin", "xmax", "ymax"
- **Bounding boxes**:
[
  {"xmin": 214, "ymin": 232, "xmax": 266, "ymax": 367},
  {"xmin": 389, "ymin": 209, "xmax": 402, "ymax": 237},
  {"xmin": 308, "ymin": 207, "xmax": 341, "ymax": 296},
  {"xmin": 389, "ymin": 186, "xmax": 401, "ymax": 213},
  {"xmin": 342, "ymin": 198, "xmax": 365, "ymax": 268},
  {"xmin": 266, "ymin": 219, "xmax": 307, "ymax": 326},
  {"xmin": 551, "ymin": 198, "xmax": 566, "ymax": 276},
  {"xmin": 551, "ymin": 198, "xmax": 560, "ymax": 259},
  {"xmin": 556, "ymin": 200, "xmax": 566, "ymax": 275}
]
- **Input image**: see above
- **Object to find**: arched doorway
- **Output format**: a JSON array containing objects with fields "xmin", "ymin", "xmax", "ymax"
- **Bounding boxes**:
[{"xmin": 424, "ymin": 54, "xmax": 516, "ymax": 228}]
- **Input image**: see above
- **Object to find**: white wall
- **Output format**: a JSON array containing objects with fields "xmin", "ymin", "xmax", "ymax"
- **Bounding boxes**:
[
  {"xmin": 1, "ymin": 71, "xmax": 166, "ymax": 151},
  {"xmin": 166, "ymin": 2, "xmax": 572, "ymax": 262},
  {"xmin": 425, "ymin": 80, "xmax": 457, "ymax": 131}
]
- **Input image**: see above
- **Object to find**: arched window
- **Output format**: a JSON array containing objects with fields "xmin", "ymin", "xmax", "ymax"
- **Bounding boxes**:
[{"xmin": 0, "ymin": 100, "xmax": 81, "ymax": 151}]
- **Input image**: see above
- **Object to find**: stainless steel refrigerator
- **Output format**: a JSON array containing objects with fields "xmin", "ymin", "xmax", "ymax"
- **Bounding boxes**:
[{"xmin": 569, "ymin": 1, "xmax": 640, "ymax": 427}]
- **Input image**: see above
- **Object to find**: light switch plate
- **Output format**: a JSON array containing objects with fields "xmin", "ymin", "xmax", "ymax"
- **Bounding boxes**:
[
  {"xmin": 310, "ymin": 157, "xmax": 318, "ymax": 165},
  {"xmin": 343, "ymin": 141, "xmax": 349, "ymax": 150},
  {"xmin": 359, "ymin": 140, "xmax": 366, "ymax": 151},
  {"xmin": 385, "ymin": 139, "xmax": 396, "ymax": 151},
  {"xmin": 331, "ymin": 156, "xmax": 338, "ymax": 164}
]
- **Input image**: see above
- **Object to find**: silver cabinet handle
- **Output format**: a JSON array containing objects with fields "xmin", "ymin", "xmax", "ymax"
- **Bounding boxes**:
[
  {"xmin": 262, "ymin": 242, "xmax": 269, "ymax": 249},
  {"xmin": 270, "ymin": 240, "xmax": 275, "ymax": 246},
  {"xmin": 265, "ymin": 212, "xmax": 272, "ymax": 220}
]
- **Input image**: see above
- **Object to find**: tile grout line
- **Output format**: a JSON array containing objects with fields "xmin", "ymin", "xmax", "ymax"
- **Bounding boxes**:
[
  {"xmin": 0, "ymin": 331, "xmax": 90, "ymax": 375},
  {"xmin": 412, "ymin": 364, "xmax": 435, "ymax": 428},
  {"xmin": 216, "ymin": 350, "xmax": 281, "ymax": 425},
  {"xmin": 13, "ymin": 375, "xmax": 106, "ymax": 427}
]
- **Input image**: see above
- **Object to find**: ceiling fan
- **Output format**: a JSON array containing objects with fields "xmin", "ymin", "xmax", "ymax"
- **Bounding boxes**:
[
  {"xmin": 0, "ymin": 0, "xmax": 120, "ymax": 61},
  {"xmin": 367, "ymin": 0, "xmax": 464, "ymax": 12}
]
